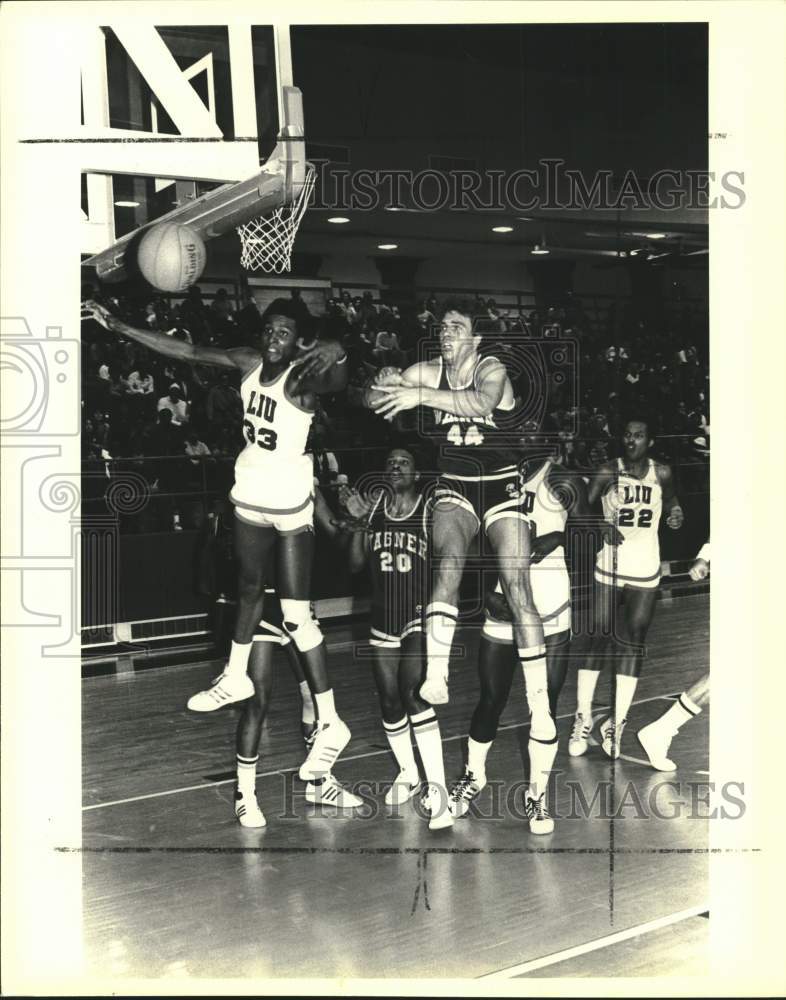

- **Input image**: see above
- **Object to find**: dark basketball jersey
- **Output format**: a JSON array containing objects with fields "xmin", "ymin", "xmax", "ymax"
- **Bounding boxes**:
[
  {"xmin": 367, "ymin": 492, "xmax": 429, "ymax": 638},
  {"xmin": 433, "ymin": 356, "xmax": 520, "ymax": 477}
]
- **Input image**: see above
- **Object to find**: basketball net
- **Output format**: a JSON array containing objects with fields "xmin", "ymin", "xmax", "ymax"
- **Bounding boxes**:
[{"xmin": 236, "ymin": 163, "xmax": 316, "ymax": 274}]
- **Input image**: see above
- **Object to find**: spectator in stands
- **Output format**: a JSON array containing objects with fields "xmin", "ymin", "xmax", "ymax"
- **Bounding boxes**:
[
  {"xmin": 235, "ymin": 289, "xmax": 263, "ymax": 345},
  {"xmin": 178, "ymin": 284, "xmax": 211, "ymax": 344},
  {"xmin": 206, "ymin": 371, "xmax": 243, "ymax": 430},
  {"xmin": 125, "ymin": 364, "xmax": 155, "ymax": 397},
  {"xmin": 288, "ymin": 288, "xmax": 313, "ymax": 334},
  {"xmin": 157, "ymin": 384, "xmax": 190, "ymax": 427},
  {"xmin": 185, "ymin": 430, "xmax": 212, "ymax": 464},
  {"xmin": 416, "ymin": 300, "xmax": 436, "ymax": 332},
  {"xmin": 373, "ymin": 325, "xmax": 403, "ymax": 368}
]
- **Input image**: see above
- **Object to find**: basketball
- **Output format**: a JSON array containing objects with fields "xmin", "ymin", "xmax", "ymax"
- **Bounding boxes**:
[{"xmin": 137, "ymin": 222, "xmax": 207, "ymax": 293}]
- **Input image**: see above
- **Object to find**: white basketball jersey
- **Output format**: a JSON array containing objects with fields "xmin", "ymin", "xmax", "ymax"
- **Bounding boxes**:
[
  {"xmin": 230, "ymin": 360, "xmax": 314, "ymax": 514},
  {"xmin": 522, "ymin": 459, "xmax": 568, "ymax": 559},
  {"xmin": 596, "ymin": 458, "xmax": 662, "ymax": 587}
]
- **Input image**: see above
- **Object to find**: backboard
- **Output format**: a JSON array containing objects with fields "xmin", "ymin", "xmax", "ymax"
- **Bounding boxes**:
[{"xmin": 80, "ymin": 22, "xmax": 304, "ymax": 280}]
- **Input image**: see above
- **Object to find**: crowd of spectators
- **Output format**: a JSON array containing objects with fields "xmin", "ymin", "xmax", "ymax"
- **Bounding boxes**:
[{"xmin": 81, "ymin": 279, "xmax": 709, "ymax": 531}]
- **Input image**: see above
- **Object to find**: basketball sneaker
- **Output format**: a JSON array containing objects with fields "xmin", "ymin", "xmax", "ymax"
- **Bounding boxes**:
[
  {"xmin": 420, "ymin": 665, "xmax": 449, "ymax": 706},
  {"xmin": 302, "ymin": 720, "xmax": 318, "ymax": 748},
  {"xmin": 298, "ymin": 717, "xmax": 351, "ymax": 781},
  {"xmin": 421, "ymin": 785, "xmax": 454, "ymax": 831},
  {"xmin": 384, "ymin": 769, "xmax": 422, "ymax": 807},
  {"xmin": 187, "ymin": 671, "xmax": 254, "ymax": 712},
  {"xmin": 599, "ymin": 717, "xmax": 626, "ymax": 759},
  {"xmin": 305, "ymin": 774, "xmax": 363, "ymax": 808},
  {"xmin": 568, "ymin": 713, "xmax": 592, "ymax": 757},
  {"xmin": 524, "ymin": 792, "xmax": 554, "ymax": 835},
  {"xmin": 234, "ymin": 788, "xmax": 266, "ymax": 828},
  {"xmin": 448, "ymin": 767, "xmax": 486, "ymax": 818},
  {"xmin": 637, "ymin": 721, "xmax": 677, "ymax": 771}
]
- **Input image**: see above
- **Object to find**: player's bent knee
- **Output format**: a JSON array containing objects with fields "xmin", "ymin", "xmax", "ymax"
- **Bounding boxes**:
[{"xmin": 279, "ymin": 599, "xmax": 323, "ymax": 652}]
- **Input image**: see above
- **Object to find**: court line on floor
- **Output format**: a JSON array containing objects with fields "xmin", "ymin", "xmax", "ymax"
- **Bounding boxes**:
[
  {"xmin": 477, "ymin": 903, "xmax": 708, "ymax": 978},
  {"xmin": 83, "ymin": 692, "xmax": 677, "ymax": 812}
]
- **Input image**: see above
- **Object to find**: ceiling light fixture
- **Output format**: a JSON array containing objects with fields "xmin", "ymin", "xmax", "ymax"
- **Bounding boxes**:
[
  {"xmin": 492, "ymin": 226, "xmax": 514, "ymax": 233},
  {"xmin": 327, "ymin": 216, "xmax": 350, "ymax": 224},
  {"xmin": 531, "ymin": 243, "xmax": 549, "ymax": 255},
  {"xmin": 646, "ymin": 232, "xmax": 667, "ymax": 239},
  {"xmin": 114, "ymin": 200, "xmax": 140, "ymax": 208},
  {"xmin": 377, "ymin": 243, "xmax": 398, "ymax": 250}
]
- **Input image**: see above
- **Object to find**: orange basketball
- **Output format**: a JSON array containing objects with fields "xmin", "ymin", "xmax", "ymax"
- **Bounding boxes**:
[{"xmin": 137, "ymin": 223, "xmax": 207, "ymax": 293}]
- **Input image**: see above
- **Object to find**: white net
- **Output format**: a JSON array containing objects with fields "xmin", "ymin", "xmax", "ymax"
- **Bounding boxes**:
[{"xmin": 236, "ymin": 163, "xmax": 317, "ymax": 273}]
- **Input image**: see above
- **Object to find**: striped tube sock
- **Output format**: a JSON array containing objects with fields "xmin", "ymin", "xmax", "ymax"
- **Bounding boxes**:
[
  {"xmin": 519, "ymin": 645, "xmax": 556, "ymax": 741},
  {"xmin": 383, "ymin": 717, "xmax": 418, "ymax": 775},
  {"xmin": 658, "ymin": 693, "xmax": 703, "ymax": 734},
  {"xmin": 425, "ymin": 602, "xmax": 458, "ymax": 678},
  {"xmin": 410, "ymin": 708, "xmax": 447, "ymax": 792},
  {"xmin": 467, "ymin": 737, "xmax": 492, "ymax": 783},
  {"xmin": 236, "ymin": 754, "xmax": 258, "ymax": 797}
]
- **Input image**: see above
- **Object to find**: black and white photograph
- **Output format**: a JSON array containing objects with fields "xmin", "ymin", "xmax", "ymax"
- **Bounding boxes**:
[{"xmin": 1, "ymin": 2, "xmax": 784, "ymax": 994}]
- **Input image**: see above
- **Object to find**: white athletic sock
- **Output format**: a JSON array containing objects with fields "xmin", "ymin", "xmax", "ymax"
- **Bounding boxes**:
[
  {"xmin": 614, "ymin": 673, "xmax": 639, "ymax": 725},
  {"xmin": 519, "ymin": 645, "xmax": 556, "ymax": 741},
  {"xmin": 467, "ymin": 737, "xmax": 492, "ymax": 782},
  {"xmin": 226, "ymin": 640, "xmax": 253, "ymax": 678},
  {"xmin": 314, "ymin": 688, "xmax": 337, "ymax": 723},
  {"xmin": 299, "ymin": 680, "xmax": 316, "ymax": 725},
  {"xmin": 576, "ymin": 668, "xmax": 601, "ymax": 720},
  {"xmin": 657, "ymin": 694, "xmax": 702, "ymax": 734},
  {"xmin": 425, "ymin": 602, "xmax": 458, "ymax": 678},
  {"xmin": 528, "ymin": 735, "xmax": 558, "ymax": 800},
  {"xmin": 383, "ymin": 717, "xmax": 418, "ymax": 776},
  {"xmin": 410, "ymin": 708, "xmax": 447, "ymax": 794},
  {"xmin": 236, "ymin": 753, "xmax": 258, "ymax": 797}
]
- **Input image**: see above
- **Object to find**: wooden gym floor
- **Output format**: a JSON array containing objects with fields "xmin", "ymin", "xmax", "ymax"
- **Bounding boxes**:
[{"xmin": 81, "ymin": 594, "xmax": 709, "ymax": 981}]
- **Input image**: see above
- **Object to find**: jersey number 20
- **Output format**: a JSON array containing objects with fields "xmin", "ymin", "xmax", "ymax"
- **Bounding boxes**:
[
  {"xmin": 380, "ymin": 552, "xmax": 412, "ymax": 573},
  {"xmin": 243, "ymin": 420, "xmax": 278, "ymax": 452}
]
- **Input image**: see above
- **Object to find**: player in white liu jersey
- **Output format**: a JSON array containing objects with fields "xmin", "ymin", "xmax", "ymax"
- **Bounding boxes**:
[
  {"xmin": 569, "ymin": 417, "xmax": 684, "ymax": 760},
  {"xmin": 82, "ymin": 298, "xmax": 355, "ymax": 804}
]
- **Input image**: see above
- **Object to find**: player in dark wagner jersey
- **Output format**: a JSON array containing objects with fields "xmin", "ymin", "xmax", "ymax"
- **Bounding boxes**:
[
  {"xmin": 343, "ymin": 448, "xmax": 452, "ymax": 830},
  {"xmin": 370, "ymin": 299, "xmax": 554, "ymax": 820}
]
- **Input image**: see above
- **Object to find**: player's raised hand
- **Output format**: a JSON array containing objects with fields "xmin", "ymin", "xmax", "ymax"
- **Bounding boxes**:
[
  {"xmin": 666, "ymin": 505, "xmax": 684, "ymax": 530},
  {"xmin": 338, "ymin": 484, "xmax": 372, "ymax": 521},
  {"xmin": 81, "ymin": 299, "xmax": 114, "ymax": 331},
  {"xmin": 370, "ymin": 384, "xmax": 421, "ymax": 420},
  {"xmin": 689, "ymin": 557, "xmax": 709, "ymax": 581}
]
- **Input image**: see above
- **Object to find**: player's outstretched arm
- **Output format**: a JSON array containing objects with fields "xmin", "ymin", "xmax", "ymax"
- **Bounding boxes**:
[
  {"xmin": 371, "ymin": 357, "xmax": 505, "ymax": 420},
  {"xmin": 290, "ymin": 340, "xmax": 349, "ymax": 395},
  {"xmin": 81, "ymin": 300, "xmax": 256, "ymax": 373},
  {"xmin": 657, "ymin": 463, "xmax": 684, "ymax": 529}
]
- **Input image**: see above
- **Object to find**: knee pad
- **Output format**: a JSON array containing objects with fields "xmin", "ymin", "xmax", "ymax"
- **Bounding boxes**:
[{"xmin": 280, "ymin": 599, "xmax": 323, "ymax": 652}]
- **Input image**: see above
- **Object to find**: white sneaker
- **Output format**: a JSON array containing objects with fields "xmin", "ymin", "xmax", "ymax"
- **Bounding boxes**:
[
  {"xmin": 525, "ymin": 792, "xmax": 554, "ymax": 835},
  {"xmin": 420, "ymin": 667, "xmax": 449, "ymax": 705},
  {"xmin": 235, "ymin": 788, "xmax": 266, "ymax": 828},
  {"xmin": 305, "ymin": 773, "xmax": 363, "ymax": 808},
  {"xmin": 568, "ymin": 713, "xmax": 592, "ymax": 757},
  {"xmin": 637, "ymin": 722, "xmax": 677, "ymax": 771},
  {"xmin": 421, "ymin": 785, "xmax": 454, "ymax": 831},
  {"xmin": 298, "ymin": 718, "xmax": 351, "ymax": 781},
  {"xmin": 600, "ymin": 717, "xmax": 627, "ymax": 759},
  {"xmin": 448, "ymin": 767, "xmax": 487, "ymax": 818},
  {"xmin": 187, "ymin": 671, "xmax": 254, "ymax": 712},
  {"xmin": 384, "ymin": 769, "xmax": 422, "ymax": 806}
]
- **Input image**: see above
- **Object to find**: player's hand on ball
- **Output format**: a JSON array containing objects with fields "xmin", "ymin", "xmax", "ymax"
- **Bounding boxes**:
[
  {"xmin": 370, "ymin": 384, "xmax": 421, "ymax": 420},
  {"xmin": 666, "ymin": 506, "xmax": 684, "ymax": 530},
  {"xmin": 81, "ymin": 299, "xmax": 114, "ymax": 331},
  {"xmin": 689, "ymin": 557, "xmax": 709, "ymax": 581},
  {"xmin": 373, "ymin": 366, "xmax": 404, "ymax": 387}
]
